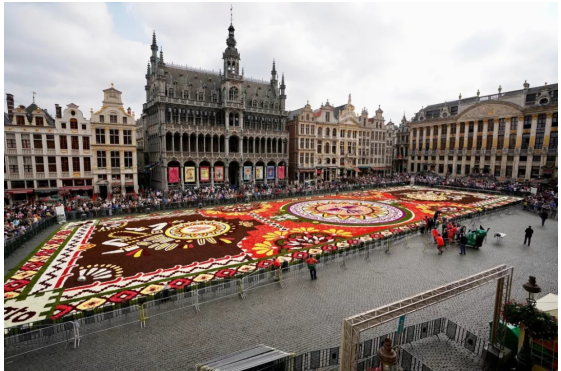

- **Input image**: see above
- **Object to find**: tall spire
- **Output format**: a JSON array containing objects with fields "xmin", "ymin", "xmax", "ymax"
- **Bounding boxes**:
[
  {"xmin": 272, "ymin": 60, "xmax": 277, "ymax": 75},
  {"xmin": 159, "ymin": 46, "xmax": 164, "ymax": 64},
  {"xmin": 348, "ymin": 93, "xmax": 352, "ymax": 105},
  {"xmin": 151, "ymin": 31, "xmax": 157, "ymax": 49}
]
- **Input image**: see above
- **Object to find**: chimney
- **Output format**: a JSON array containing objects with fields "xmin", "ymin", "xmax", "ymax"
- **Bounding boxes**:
[
  {"xmin": 55, "ymin": 104, "xmax": 62, "ymax": 118},
  {"xmin": 6, "ymin": 94, "xmax": 14, "ymax": 121},
  {"xmin": 127, "ymin": 107, "xmax": 131, "ymax": 115},
  {"xmin": 19, "ymin": 105, "xmax": 25, "ymax": 109}
]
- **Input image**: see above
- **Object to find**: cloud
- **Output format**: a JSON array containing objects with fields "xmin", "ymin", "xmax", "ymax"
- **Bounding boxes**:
[{"xmin": 4, "ymin": 3, "xmax": 558, "ymax": 126}]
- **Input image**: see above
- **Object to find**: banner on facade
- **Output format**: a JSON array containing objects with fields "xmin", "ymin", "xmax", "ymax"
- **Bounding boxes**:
[
  {"xmin": 214, "ymin": 166, "xmax": 224, "ymax": 181},
  {"xmin": 185, "ymin": 167, "xmax": 196, "ymax": 183},
  {"xmin": 410, "ymin": 176, "xmax": 415, "ymax": 186},
  {"xmin": 200, "ymin": 167, "xmax": 210, "ymax": 182},
  {"xmin": 243, "ymin": 166, "xmax": 252, "ymax": 181},
  {"xmin": 255, "ymin": 166, "xmax": 264, "ymax": 180},
  {"xmin": 278, "ymin": 166, "xmax": 285, "ymax": 179},
  {"xmin": 168, "ymin": 167, "xmax": 180, "ymax": 183},
  {"xmin": 267, "ymin": 166, "xmax": 275, "ymax": 179}
]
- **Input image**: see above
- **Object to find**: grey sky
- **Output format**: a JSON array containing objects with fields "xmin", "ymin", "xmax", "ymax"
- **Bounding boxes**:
[{"xmin": 4, "ymin": 2, "xmax": 558, "ymax": 124}]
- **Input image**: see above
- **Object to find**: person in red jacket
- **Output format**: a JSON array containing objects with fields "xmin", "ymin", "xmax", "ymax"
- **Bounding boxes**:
[
  {"xmin": 436, "ymin": 234, "xmax": 444, "ymax": 255},
  {"xmin": 273, "ymin": 257, "xmax": 281, "ymax": 281},
  {"xmin": 305, "ymin": 255, "xmax": 318, "ymax": 280},
  {"xmin": 448, "ymin": 226, "xmax": 456, "ymax": 245},
  {"xmin": 431, "ymin": 227, "xmax": 439, "ymax": 243}
]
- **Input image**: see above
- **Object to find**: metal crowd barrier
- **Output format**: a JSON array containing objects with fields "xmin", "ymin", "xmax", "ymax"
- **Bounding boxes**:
[{"xmin": 4, "ymin": 217, "xmax": 58, "ymax": 258}]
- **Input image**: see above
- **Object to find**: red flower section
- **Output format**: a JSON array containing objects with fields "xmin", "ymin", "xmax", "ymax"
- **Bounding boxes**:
[
  {"xmin": 321, "ymin": 244, "xmax": 338, "ymax": 252},
  {"xmin": 36, "ymin": 249, "xmax": 58, "ymax": 257},
  {"xmin": 257, "ymin": 260, "xmax": 274, "ymax": 269},
  {"xmin": 292, "ymin": 251, "xmax": 308, "ymax": 260},
  {"xmin": 4, "ymin": 279, "xmax": 30, "ymax": 292},
  {"xmin": 51, "ymin": 304, "xmax": 74, "ymax": 320},
  {"xmin": 109, "ymin": 290, "xmax": 138, "ymax": 303},
  {"xmin": 168, "ymin": 278, "xmax": 192, "ymax": 289},
  {"xmin": 20, "ymin": 262, "xmax": 45, "ymax": 271},
  {"xmin": 215, "ymin": 269, "xmax": 238, "ymax": 278}
]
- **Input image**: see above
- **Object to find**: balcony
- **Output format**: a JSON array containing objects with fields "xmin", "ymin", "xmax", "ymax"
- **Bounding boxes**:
[
  {"xmin": 47, "ymin": 149, "xmax": 56, "ymax": 155},
  {"xmin": 61, "ymin": 172, "xmax": 70, "ymax": 178},
  {"xmin": 71, "ymin": 150, "xmax": 80, "ymax": 155},
  {"xmin": 36, "ymin": 173, "xmax": 45, "ymax": 178},
  {"xmin": 222, "ymin": 101, "xmax": 244, "ymax": 110},
  {"xmin": 22, "ymin": 148, "xmax": 32, "ymax": 155},
  {"xmin": 6, "ymin": 148, "xmax": 17, "ymax": 155},
  {"xmin": 33, "ymin": 148, "xmax": 43, "ymax": 154},
  {"xmin": 24, "ymin": 172, "xmax": 34, "ymax": 179},
  {"xmin": 9, "ymin": 172, "xmax": 19, "ymax": 179},
  {"xmin": 84, "ymin": 171, "xmax": 92, "ymax": 177},
  {"xmin": 49, "ymin": 172, "xmax": 57, "ymax": 178}
]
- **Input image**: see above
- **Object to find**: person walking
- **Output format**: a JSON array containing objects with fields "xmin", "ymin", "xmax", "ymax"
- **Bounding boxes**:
[
  {"xmin": 524, "ymin": 226, "xmax": 534, "ymax": 246},
  {"xmin": 459, "ymin": 233, "xmax": 467, "ymax": 255},
  {"xmin": 436, "ymin": 234, "xmax": 444, "ymax": 255},
  {"xmin": 305, "ymin": 255, "xmax": 318, "ymax": 280},
  {"xmin": 431, "ymin": 227, "xmax": 439, "ymax": 244},
  {"xmin": 540, "ymin": 210, "xmax": 548, "ymax": 227}
]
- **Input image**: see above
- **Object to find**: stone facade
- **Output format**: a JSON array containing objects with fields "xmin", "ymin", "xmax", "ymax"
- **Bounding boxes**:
[
  {"xmin": 409, "ymin": 82, "xmax": 558, "ymax": 180},
  {"xmin": 368, "ymin": 106, "xmax": 387, "ymax": 174},
  {"xmin": 90, "ymin": 85, "xmax": 138, "ymax": 198},
  {"xmin": 287, "ymin": 96, "xmax": 387, "ymax": 182},
  {"xmin": 141, "ymin": 23, "xmax": 289, "ymax": 190},
  {"xmin": 393, "ymin": 115, "xmax": 410, "ymax": 173},
  {"xmin": 4, "ymin": 95, "xmax": 94, "ymax": 204}
]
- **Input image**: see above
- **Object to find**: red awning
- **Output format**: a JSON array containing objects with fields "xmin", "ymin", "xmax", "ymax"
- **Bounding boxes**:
[
  {"xmin": 7, "ymin": 189, "xmax": 34, "ymax": 194},
  {"xmin": 125, "ymin": 182, "xmax": 135, "ymax": 186},
  {"xmin": 353, "ymin": 167, "xmax": 361, "ymax": 172},
  {"xmin": 60, "ymin": 186, "xmax": 93, "ymax": 191},
  {"xmin": 299, "ymin": 169, "xmax": 315, "ymax": 173}
]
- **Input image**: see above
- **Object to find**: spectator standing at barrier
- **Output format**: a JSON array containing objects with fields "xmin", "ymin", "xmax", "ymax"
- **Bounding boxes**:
[
  {"xmin": 459, "ymin": 233, "xmax": 467, "ymax": 255},
  {"xmin": 273, "ymin": 257, "xmax": 281, "ymax": 281},
  {"xmin": 540, "ymin": 210, "xmax": 549, "ymax": 227},
  {"xmin": 524, "ymin": 226, "xmax": 534, "ymax": 246},
  {"xmin": 422, "ymin": 216, "xmax": 428, "ymax": 234},
  {"xmin": 433, "ymin": 209, "xmax": 441, "ymax": 223},
  {"xmin": 436, "ymin": 234, "xmax": 444, "ymax": 255},
  {"xmin": 305, "ymin": 255, "xmax": 318, "ymax": 280}
]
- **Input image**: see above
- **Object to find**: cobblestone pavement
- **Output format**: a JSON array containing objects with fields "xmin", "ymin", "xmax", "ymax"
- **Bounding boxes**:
[{"xmin": 5, "ymin": 209, "xmax": 558, "ymax": 371}]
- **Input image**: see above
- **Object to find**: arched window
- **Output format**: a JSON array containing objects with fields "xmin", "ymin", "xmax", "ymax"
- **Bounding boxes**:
[
  {"xmin": 332, "ymin": 128, "xmax": 336, "ymax": 137},
  {"xmin": 318, "ymin": 127, "xmax": 322, "ymax": 136},
  {"xmin": 229, "ymin": 87, "xmax": 238, "ymax": 101},
  {"xmin": 252, "ymin": 99, "xmax": 257, "ymax": 108},
  {"xmin": 263, "ymin": 101, "xmax": 269, "ymax": 109}
]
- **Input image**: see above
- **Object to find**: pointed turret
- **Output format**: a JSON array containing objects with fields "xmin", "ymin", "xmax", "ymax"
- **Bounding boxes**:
[
  {"xmin": 159, "ymin": 47, "xmax": 164, "ymax": 64},
  {"xmin": 271, "ymin": 60, "xmax": 277, "ymax": 82},
  {"xmin": 279, "ymin": 73, "xmax": 286, "ymax": 111},
  {"xmin": 151, "ymin": 31, "xmax": 158, "ymax": 52}
]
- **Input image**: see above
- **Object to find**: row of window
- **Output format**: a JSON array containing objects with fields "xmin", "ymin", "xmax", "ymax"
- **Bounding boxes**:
[
  {"xmin": 411, "ymin": 163, "xmax": 546, "ymax": 179},
  {"xmin": 412, "ymin": 114, "xmax": 558, "ymax": 137},
  {"xmin": 95, "ymin": 129, "xmax": 133, "ymax": 145},
  {"xmin": 98, "ymin": 115, "xmax": 127, "ymax": 124},
  {"xmin": 298, "ymin": 125, "xmax": 385, "ymax": 140},
  {"xmin": 96, "ymin": 151, "xmax": 134, "ymax": 169},
  {"xmin": 97, "ymin": 174, "xmax": 134, "ymax": 181},
  {"xmin": 7, "ymin": 156, "xmax": 92, "ymax": 173},
  {"xmin": 60, "ymin": 119, "xmax": 87, "ymax": 130},
  {"xmin": 411, "ymin": 154, "xmax": 556, "ymax": 163},
  {"xmin": 6, "ymin": 134, "xmax": 91, "ymax": 150},
  {"xmin": 7, "ymin": 179, "xmax": 95, "ymax": 189},
  {"xmin": 411, "ymin": 131, "xmax": 558, "ymax": 151}
]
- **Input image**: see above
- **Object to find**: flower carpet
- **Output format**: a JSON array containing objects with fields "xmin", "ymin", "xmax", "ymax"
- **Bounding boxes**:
[{"xmin": 4, "ymin": 186, "xmax": 519, "ymax": 328}]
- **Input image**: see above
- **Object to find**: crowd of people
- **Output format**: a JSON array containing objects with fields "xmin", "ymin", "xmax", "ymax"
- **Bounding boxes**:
[
  {"xmin": 4, "ymin": 172, "xmax": 557, "ymax": 245},
  {"xmin": 4, "ymin": 202, "xmax": 56, "ymax": 241}
]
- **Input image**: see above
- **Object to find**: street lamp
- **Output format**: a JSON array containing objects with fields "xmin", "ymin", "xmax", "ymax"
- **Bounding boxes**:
[
  {"xmin": 377, "ymin": 337, "xmax": 397, "ymax": 371},
  {"xmin": 516, "ymin": 276, "xmax": 542, "ymax": 371}
]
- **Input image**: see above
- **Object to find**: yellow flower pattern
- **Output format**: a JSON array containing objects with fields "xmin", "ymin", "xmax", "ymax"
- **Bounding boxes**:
[{"xmin": 252, "ymin": 241, "xmax": 276, "ymax": 256}]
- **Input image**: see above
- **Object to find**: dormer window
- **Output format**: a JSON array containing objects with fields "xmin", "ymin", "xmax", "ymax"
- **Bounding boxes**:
[
  {"xmin": 16, "ymin": 116, "xmax": 25, "ymax": 126},
  {"xmin": 198, "ymin": 92, "xmax": 204, "ymax": 101},
  {"xmin": 123, "ymin": 117, "xmax": 127, "ymax": 124},
  {"xmin": 99, "ymin": 115, "xmax": 104, "ymax": 123},
  {"xmin": 70, "ymin": 119, "xmax": 78, "ymax": 130},
  {"xmin": 211, "ymin": 94, "xmax": 218, "ymax": 103},
  {"xmin": 110, "ymin": 115, "xmax": 118, "ymax": 123},
  {"xmin": 35, "ymin": 117, "xmax": 44, "ymax": 126},
  {"xmin": 168, "ymin": 88, "xmax": 174, "ymax": 98}
]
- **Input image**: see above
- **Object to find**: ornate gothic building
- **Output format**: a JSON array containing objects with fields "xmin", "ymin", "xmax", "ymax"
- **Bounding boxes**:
[{"xmin": 142, "ymin": 21, "xmax": 289, "ymax": 190}]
